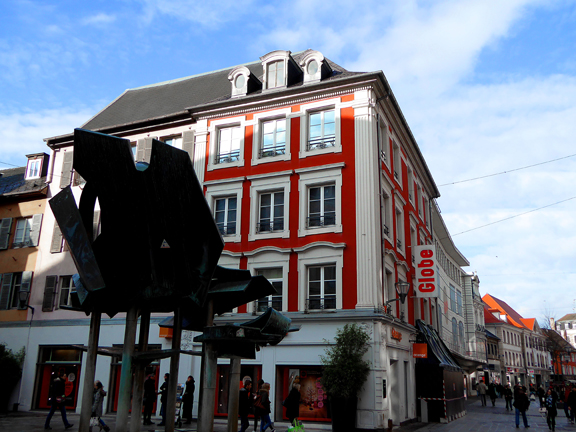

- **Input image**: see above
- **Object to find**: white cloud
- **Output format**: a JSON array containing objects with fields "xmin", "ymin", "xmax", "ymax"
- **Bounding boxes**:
[
  {"xmin": 81, "ymin": 13, "xmax": 117, "ymax": 26},
  {"xmin": 0, "ymin": 109, "xmax": 93, "ymax": 168}
]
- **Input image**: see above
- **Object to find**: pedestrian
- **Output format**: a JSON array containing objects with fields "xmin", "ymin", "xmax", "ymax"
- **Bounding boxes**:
[
  {"xmin": 239, "ymin": 378, "xmax": 253, "ymax": 432},
  {"xmin": 254, "ymin": 378, "xmax": 264, "ymax": 432},
  {"xmin": 477, "ymin": 379, "xmax": 487, "ymax": 407},
  {"xmin": 256, "ymin": 382, "xmax": 275, "ymax": 432},
  {"xmin": 504, "ymin": 384, "xmax": 514, "ymax": 411},
  {"xmin": 158, "ymin": 373, "xmax": 169, "ymax": 426},
  {"xmin": 44, "ymin": 372, "xmax": 74, "ymax": 430},
  {"xmin": 538, "ymin": 386, "xmax": 545, "ymax": 407},
  {"xmin": 91, "ymin": 380, "xmax": 110, "ymax": 432},
  {"xmin": 567, "ymin": 386, "xmax": 576, "ymax": 424},
  {"xmin": 488, "ymin": 382, "xmax": 497, "ymax": 406},
  {"xmin": 513, "ymin": 387, "xmax": 530, "ymax": 428},
  {"xmin": 497, "ymin": 382, "xmax": 504, "ymax": 398},
  {"xmin": 283, "ymin": 382, "xmax": 301, "ymax": 426},
  {"xmin": 562, "ymin": 386, "xmax": 570, "ymax": 419},
  {"xmin": 182, "ymin": 375, "xmax": 195, "ymax": 424},
  {"xmin": 143, "ymin": 373, "xmax": 157, "ymax": 425},
  {"xmin": 545, "ymin": 388, "xmax": 558, "ymax": 431}
]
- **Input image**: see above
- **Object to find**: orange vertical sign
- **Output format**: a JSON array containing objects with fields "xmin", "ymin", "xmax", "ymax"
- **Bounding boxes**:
[{"xmin": 413, "ymin": 343, "xmax": 428, "ymax": 358}]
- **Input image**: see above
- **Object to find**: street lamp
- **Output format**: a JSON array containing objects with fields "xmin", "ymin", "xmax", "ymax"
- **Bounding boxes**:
[
  {"xmin": 385, "ymin": 281, "xmax": 410, "ymax": 320},
  {"xmin": 18, "ymin": 291, "xmax": 35, "ymax": 315}
]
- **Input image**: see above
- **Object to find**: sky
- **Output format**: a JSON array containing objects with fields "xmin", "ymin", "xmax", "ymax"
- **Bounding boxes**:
[{"xmin": 1, "ymin": 0, "xmax": 575, "ymax": 324}]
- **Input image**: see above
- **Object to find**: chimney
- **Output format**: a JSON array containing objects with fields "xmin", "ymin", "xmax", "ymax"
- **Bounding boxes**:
[{"xmin": 550, "ymin": 317, "xmax": 556, "ymax": 330}]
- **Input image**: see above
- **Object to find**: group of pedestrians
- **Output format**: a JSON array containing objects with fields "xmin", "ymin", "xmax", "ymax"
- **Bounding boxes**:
[
  {"xmin": 239, "ymin": 377, "xmax": 276, "ymax": 432},
  {"xmin": 44, "ymin": 370, "xmax": 196, "ymax": 430}
]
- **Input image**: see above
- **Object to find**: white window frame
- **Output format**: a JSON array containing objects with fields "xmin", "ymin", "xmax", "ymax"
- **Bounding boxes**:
[
  {"xmin": 248, "ymin": 172, "xmax": 291, "ymax": 241},
  {"xmin": 377, "ymin": 115, "xmax": 390, "ymax": 169},
  {"xmin": 381, "ymin": 175, "xmax": 393, "ymax": 241},
  {"xmin": 246, "ymin": 247, "xmax": 290, "ymax": 313},
  {"xmin": 207, "ymin": 116, "xmax": 246, "ymax": 171},
  {"xmin": 392, "ymin": 139, "xmax": 402, "ymax": 188},
  {"xmin": 295, "ymin": 242, "xmax": 344, "ymax": 312},
  {"xmin": 299, "ymin": 98, "xmax": 342, "ymax": 159},
  {"xmin": 252, "ymin": 108, "xmax": 292, "ymax": 165},
  {"xmin": 161, "ymin": 135, "xmax": 183, "ymax": 149},
  {"xmin": 205, "ymin": 178, "xmax": 244, "ymax": 243},
  {"xmin": 13, "ymin": 217, "xmax": 32, "ymax": 247},
  {"xmin": 394, "ymin": 199, "xmax": 405, "ymax": 255},
  {"xmin": 407, "ymin": 166, "xmax": 415, "ymax": 204},
  {"xmin": 296, "ymin": 164, "xmax": 343, "ymax": 237},
  {"xmin": 58, "ymin": 275, "xmax": 75, "ymax": 308},
  {"xmin": 26, "ymin": 158, "xmax": 42, "ymax": 179}
]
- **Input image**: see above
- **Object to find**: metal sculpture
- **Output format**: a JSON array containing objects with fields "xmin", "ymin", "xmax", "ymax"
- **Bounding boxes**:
[{"xmin": 49, "ymin": 129, "xmax": 293, "ymax": 432}]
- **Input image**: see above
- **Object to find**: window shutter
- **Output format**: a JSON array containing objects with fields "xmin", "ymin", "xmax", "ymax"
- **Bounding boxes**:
[
  {"xmin": 0, "ymin": 273, "xmax": 13, "ymax": 310},
  {"xmin": 182, "ymin": 131, "xmax": 195, "ymax": 163},
  {"xmin": 30, "ymin": 214, "xmax": 43, "ymax": 247},
  {"xmin": 93, "ymin": 210, "xmax": 101, "ymax": 240},
  {"xmin": 42, "ymin": 275, "xmax": 58, "ymax": 312},
  {"xmin": 17, "ymin": 271, "xmax": 33, "ymax": 310},
  {"xmin": 60, "ymin": 151, "xmax": 74, "ymax": 188},
  {"xmin": 136, "ymin": 137, "xmax": 154, "ymax": 163},
  {"xmin": 50, "ymin": 221, "xmax": 63, "ymax": 253},
  {"xmin": 0, "ymin": 218, "xmax": 12, "ymax": 250}
]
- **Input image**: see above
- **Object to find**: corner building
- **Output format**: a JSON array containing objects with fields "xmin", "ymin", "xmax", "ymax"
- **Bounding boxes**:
[{"xmin": 9, "ymin": 50, "xmax": 477, "ymax": 429}]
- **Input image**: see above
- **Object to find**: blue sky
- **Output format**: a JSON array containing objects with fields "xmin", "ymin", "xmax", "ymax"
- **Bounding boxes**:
[{"xmin": 2, "ymin": 0, "xmax": 576, "ymax": 323}]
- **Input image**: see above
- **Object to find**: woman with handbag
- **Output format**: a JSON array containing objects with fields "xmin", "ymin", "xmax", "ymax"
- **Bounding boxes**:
[
  {"xmin": 91, "ymin": 380, "xmax": 110, "ymax": 432},
  {"xmin": 255, "ymin": 382, "xmax": 275, "ymax": 432},
  {"xmin": 545, "ymin": 388, "xmax": 558, "ymax": 431},
  {"xmin": 44, "ymin": 372, "xmax": 74, "ymax": 430}
]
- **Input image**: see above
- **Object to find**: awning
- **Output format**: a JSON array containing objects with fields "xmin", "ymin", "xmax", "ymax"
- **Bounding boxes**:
[{"xmin": 416, "ymin": 320, "xmax": 462, "ymax": 372}]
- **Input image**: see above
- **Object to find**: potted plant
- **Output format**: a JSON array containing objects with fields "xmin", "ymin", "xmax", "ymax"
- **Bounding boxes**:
[{"xmin": 320, "ymin": 323, "xmax": 371, "ymax": 432}]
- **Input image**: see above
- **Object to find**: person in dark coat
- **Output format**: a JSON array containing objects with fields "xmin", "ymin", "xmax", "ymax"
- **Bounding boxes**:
[
  {"xmin": 513, "ymin": 388, "xmax": 530, "ymax": 428},
  {"xmin": 158, "ymin": 373, "xmax": 169, "ymax": 426},
  {"xmin": 538, "ymin": 386, "xmax": 546, "ymax": 407},
  {"xmin": 504, "ymin": 384, "xmax": 514, "ymax": 411},
  {"xmin": 44, "ymin": 372, "xmax": 74, "ymax": 430},
  {"xmin": 239, "ymin": 379, "xmax": 253, "ymax": 432},
  {"xmin": 284, "ymin": 383, "xmax": 301, "ymax": 426},
  {"xmin": 253, "ymin": 379, "xmax": 265, "ymax": 432},
  {"xmin": 92, "ymin": 380, "xmax": 110, "ymax": 432},
  {"xmin": 182, "ymin": 375, "xmax": 195, "ymax": 424},
  {"xmin": 143, "ymin": 374, "xmax": 157, "ymax": 425},
  {"xmin": 567, "ymin": 387, "xmax": 576, "ymax": 424},
  {"xmin": 256, "ymin": 382, "xmax": 275, "ymax": 432},
  {"xmin": 545, "ymin": 388, "xmax": 558, "ymax": 431},
  {"xmin": 488, "ymin": 382, "xmax": 497, "ymax": 406}
]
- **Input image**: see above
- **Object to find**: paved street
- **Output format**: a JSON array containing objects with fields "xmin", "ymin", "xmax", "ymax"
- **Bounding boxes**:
[{"xmin": 1, "ymin": 396, "xmax": 574, "ymax": 432}]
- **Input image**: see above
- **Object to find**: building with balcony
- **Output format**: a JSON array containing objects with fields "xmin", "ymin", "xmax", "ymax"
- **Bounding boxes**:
[{"xmin": 1, "ymin": 49, "xmax": 481, "ymax": 428}]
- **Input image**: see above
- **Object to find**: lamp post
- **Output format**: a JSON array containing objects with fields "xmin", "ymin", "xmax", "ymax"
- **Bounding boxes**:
[{"xmin": 385, "ymin": 281, "xmax": 410, "ymax": 320}]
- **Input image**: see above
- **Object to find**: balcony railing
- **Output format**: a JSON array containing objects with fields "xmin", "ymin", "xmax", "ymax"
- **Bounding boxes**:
[
  {"xmin": 259, "ymin": 145, "xmax": 286, "ymax": 158},
  {"xmin": 307, "ymin": 136, "xmax": 336, "ymax": 151},
  {"xmin": 217, "ymin": 224, "xmax": 236, "ymax": 236},
  {"xmin": 256, "ymin": 220, "xmax": 284, "ymax": 233},
  {"xmin": 397, "ymin": 239, "xmax": 402, "ymax": 249},
  {"xmin": 305, "ymin": 297, "xmax": 336, "ymax": 312},
  {"xmin": 307, "ymin": 215, "xmax": 336, "ymax": 228},
  {"xmin": 215, "ymin": 150, "xmax": 240, "ymax": 164}
]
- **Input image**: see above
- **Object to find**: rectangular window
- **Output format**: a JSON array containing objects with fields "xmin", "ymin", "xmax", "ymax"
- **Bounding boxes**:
[
  {"xmin": 59, "ymin": 276, "xmax": 75, "ymax": 308},
  {"xmin": 393, "ymin": 141, "xmax": 401, "ymax": 181},
  {"xmin": 214, "ymin": 197, "xmax": 237, "ymax": 236},
  {"xmin": 13, "ymin": 218, "xmax": 32, "ymax": 247},
  {"xmin": 456, "ymin": 290, "xmax": 463, "ymax": 316},
  {"xmin": 308, "ymin": 110, "xmax": 335, "ymax": 150},
  {"xmin": 0, "ymin": 272, "xmax": 22, "ymax": 310},
  {"xmin": 256, "ymin": 268, "xmax": 283, "ymax": 312},
  {"xmin": 260, "ymin": 119, "xmax": 286, "ymax": 158},
  {"xmin": 258, "ymin": 191, "xmax": 284, "ymax": 233},
  {"xmin": 449, "ymin": 285, "xmax": 456, "ymax": 312},
  {"xmin": 163, "ymin": 136, "xmax": 182, "ymax": 147},
  {"xmin": 267, "ymin": 60, "xmax": 284, "ymax": 88},
  {"xmin": 308, "ymin": 185, "xmax": 335, "ymax": 228},
  {"xmin": 27, "ymin": 159, "xmax": 41, "ymax": 178},
  {"xmin": 308, "ymin": 264, "xmax": 336, "ymax": 310},
  {"xmin": 216, "ymin": 126, "xmax": 242, "ymax": 164}
]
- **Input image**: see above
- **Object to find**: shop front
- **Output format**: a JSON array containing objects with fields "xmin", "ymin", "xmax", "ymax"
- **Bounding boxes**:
[{"xmin": 33, "ymin": 346, "xmax": 83, "ymax": 410}]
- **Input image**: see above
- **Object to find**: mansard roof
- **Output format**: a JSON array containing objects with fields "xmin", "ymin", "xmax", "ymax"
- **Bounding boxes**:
[
  {"xmin": 0, "ymin": 167, "xmax": 48, "ymax": 199},
  {"xmin": 81, "ymin": 50, "xmax": 362, "ymax": 132}
]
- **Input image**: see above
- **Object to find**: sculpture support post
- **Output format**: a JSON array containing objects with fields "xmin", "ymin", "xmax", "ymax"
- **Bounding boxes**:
[
  {"xmin": 79, "ymin": 311, "xmax": 101, "ymax": 432},
  {"xmin": 198, "ymin": 299, "xmax": 217, "ymax": 432},
  {"xmin": 227, "ymin": 357, "xmax": 241, "ymax": 432},
  {"xmin": 130, "ymin": 311, "xmax": 151, "ymax": 432},
  {"xmin": 116, "ymin": 306, "xmax": 139, "ymax": 430},
  {"xmin": 166, "ymin": 307, "xmax": 182, "ymax": 432}
]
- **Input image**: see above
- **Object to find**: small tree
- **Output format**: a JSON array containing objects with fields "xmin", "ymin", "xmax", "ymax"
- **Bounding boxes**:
[
  {"xmin": 0, "ymin": 344, "xmax": 25, "ymax": 412},
  {"xmin": 320, "ymin": 323, "xmax": 371, "ymax": 400}
]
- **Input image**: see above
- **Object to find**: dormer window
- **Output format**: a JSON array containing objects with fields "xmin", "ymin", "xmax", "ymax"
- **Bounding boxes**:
[
  {"xmin": 260, "ymin": 50, "xmax": 302, "ymax": 91},
  {"xmin": 25, "ymin": 152, "xmax": 49, "ymax": 180},
  {"xmin": 228, "ymin": 66, "xmax": 261, "ymax": 97},
  {"xmin": 299, "ymin": 50, "xmax": 332, "ymax": 84}
]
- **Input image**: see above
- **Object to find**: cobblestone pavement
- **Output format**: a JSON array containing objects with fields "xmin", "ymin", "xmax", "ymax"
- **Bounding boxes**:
[{"xmin": 1, "ymin": 397, "xmax": 574, "ymax": 432}]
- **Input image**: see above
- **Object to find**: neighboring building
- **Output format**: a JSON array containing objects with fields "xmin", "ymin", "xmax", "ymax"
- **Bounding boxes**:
[
  {"xmin": 543, "ymin": 328, "xmax": 576, "ymax": 384},
  {"xmin": 553, "ymin": 314, "xmax": 576, "ymax": 348},
  {"xmin": 483, "ymin": 295, "xmax": 551, "ymax": 387},
  {"xmin": 1, "ymin": 50, "xmax": 478, "ymax": 428},
  {"xmin": 484, "ymin": 329, "xmax": 501, "ymax": 384}
]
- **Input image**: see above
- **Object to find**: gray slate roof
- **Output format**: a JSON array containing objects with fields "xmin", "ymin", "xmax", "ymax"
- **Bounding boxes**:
[
  {"xmin": 558, "ymin": 314, "xmax": 576, "ymax": 322},
  {"xmin": 0, "ymin": 167, "xmax": 48, "ymax": 198},
  {"xmin": 82, "ymin": 50, "xmax": 363, "ymax": 132}
]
